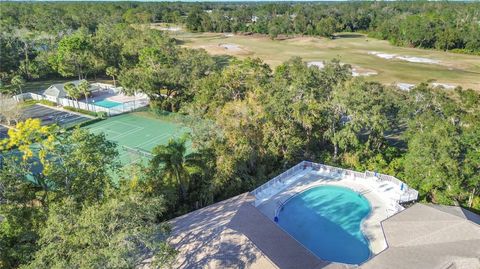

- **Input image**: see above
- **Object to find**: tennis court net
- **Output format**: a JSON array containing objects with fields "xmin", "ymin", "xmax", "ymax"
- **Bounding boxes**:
[{"xmin": 121, "ymin": 145, "xmax": 154, "ymax": 158}]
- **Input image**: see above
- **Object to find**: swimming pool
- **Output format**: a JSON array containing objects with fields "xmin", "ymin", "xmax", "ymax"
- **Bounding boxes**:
[
  {"xmin": 92, "ymin": 99, "xmax": 122, "ymax": 108},
  {"xmin": 277, "ymin": 185, "xmax": 371, "ymax": 264}
]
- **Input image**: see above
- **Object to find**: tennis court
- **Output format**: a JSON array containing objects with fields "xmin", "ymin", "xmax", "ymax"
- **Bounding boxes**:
[
  {"xmin": 23, "ymin": 104, "xmax": 91, "ymax": 128},
  {"xmin": 84, "ymin": 112, "xmax": 191, "ymax": 165}
]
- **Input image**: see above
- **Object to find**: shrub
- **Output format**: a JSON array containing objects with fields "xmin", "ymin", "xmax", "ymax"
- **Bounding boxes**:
[
  {"xmin": 21, "ymin": 99, "xmax": 38, "ymax": 107},
  {"xmin": 39, "ymin": 100, "xmax": 57, "ymax": 106},
  {"xmin": 96, "ymin": 111, "xmax": 108, "ymax": 119},
  {"xmin": 63, "ymin": 106, "xmax": 98, "ymax": 117}
]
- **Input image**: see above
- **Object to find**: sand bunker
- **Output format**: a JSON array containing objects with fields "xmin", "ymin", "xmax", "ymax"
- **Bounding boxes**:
[
  {"xmin": 157, "ymin": 26, "xmax": 182, "ymax": 32},
  {"xmin": 369, "ymin": 52, "xmax": 396, "ymax": 60},
  {"xmin": 219, "ymin": 43, "xmax": 243, "ymax": 51},
  {"xmin": 308, "ymin": 61, "xmax": 377, "ymax": 77},
  {"xmin": 352, "ymin": 67, "xmax": 378, "ymax": 77},
  {"xmin": 224, "ymin": 33, "xmax": 235, "ymax": 37},
  {"xmin": 432, "ymin": 83, "xmax": 456, "ymax": 89},
  {"xmin": 396, "ymin": 56, "xmax": 440, "ymax": 64},
  {"xmin": 396, "ymin": 83, "xmax": 415, "ymax": 91},
  {"xmin": 307, "ymin": 61, "xmax": 325, "ymax": 69},
  {"xmin": 369, "ymin": 51, "xmax": 440, "ymax": 64}
]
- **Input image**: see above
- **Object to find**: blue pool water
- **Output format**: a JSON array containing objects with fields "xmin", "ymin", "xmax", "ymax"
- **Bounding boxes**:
[
  {"xmin": 93, "ymin": 99, "xmax": 122, "ymax": 108},
  {"xmin": 277, "ymin": 185, "xmax": 371, "ymax": 264}
]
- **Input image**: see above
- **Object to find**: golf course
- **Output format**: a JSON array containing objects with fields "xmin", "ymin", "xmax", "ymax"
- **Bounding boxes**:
[{"xmin": 172, "ymin": 30, "xmax": 480, "ymax": 91}]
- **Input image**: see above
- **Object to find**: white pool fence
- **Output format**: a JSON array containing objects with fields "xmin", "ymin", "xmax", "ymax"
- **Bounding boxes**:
[
  {"xmin": 14, "ymin": 86, "xmax": 149, "ymax": 117},
  {"xmin": 251, "ymin": 161, "xmax": 419, "ymax": 205}
]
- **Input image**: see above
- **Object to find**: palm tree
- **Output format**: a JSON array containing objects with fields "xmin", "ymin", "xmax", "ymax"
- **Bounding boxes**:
[
  {"xmin": 106, "ymin": 66, "xmax": 118, "ymax": 88},
  {"xmin": 64, "ymin": 82, "xmax": 81, "ymax": 108},
  {"xmin": 78, "ymin": 80, "xmax": 90, "ymax": 105},
  {"xmin": 150, "ymin": 136, "xmax": 200, "ymax": 200}
]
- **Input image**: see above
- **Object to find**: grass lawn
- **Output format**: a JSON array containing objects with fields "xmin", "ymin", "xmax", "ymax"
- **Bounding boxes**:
[{"xmin": 175, "ymin": 31, "xmax": 480, "ymax": 91}]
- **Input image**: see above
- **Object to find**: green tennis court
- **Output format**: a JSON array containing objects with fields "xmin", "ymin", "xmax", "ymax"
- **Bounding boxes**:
[{"xmin": 84, "ymin": 112, "xmax": 191, "ymax": 165}]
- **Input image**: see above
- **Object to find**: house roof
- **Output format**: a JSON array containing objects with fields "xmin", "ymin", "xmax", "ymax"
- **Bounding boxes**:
[
  {"xmin": 42, "ymin": 80, "xmax": 99, "ymax": 98},
  {"xmin": 360, "ymin": 203, "xmax": 480, "ymax": 269},
  {"xmin": 141, "ymin": 196, "xmax": 480, "ymax": 269}
]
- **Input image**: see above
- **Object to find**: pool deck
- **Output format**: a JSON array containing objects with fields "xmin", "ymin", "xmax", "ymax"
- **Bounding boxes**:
[{"xmin": 256, "ymin": 170, "xmax": 390, "ymax": 256}]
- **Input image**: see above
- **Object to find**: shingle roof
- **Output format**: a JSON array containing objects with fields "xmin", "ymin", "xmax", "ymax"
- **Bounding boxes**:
[{"xmin": 360, "ymin": 203, "xmax": 480, "ymax": 269}]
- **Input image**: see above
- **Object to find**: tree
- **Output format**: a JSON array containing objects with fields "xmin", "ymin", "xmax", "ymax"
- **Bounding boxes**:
[
  {"xmin": 24, "ymin": 193, "xmax": 176, "ymax": 269},
  {"xmin": 50, "ymin": 31, "xmax": 95, "ymax": 80},
  {"xmin": 1, "ymin": 123, "xmax": 122, "ymax": 267},
  {"xmin": 0, "ymin": 93, "xmax": 22, "ymax": 125},
  {"xmin": 150, "ymin": 136, "xmax": 202, "ymax": 201},
  {"xmin": 0, "ymin": 119, "xmax": 58, "ymax": 267},
  {"xmin": 43, "ymin": 128, "xmax": 119, "ymax": 205},
  {"xmin": 315, "ymin": 17, "xmax": 337, "ymax": 38},
  {"xmin": 461, "ymin": 114, "xmax": 480, "ymax": 209},
  {"xmin": 106, "ymin": 66, "xmax": 118, "ymax": 87},
  {"xmin": 0, "ymin": 158, "xmax": 47, "ymax": 268},
  {"xmin": 78, "ymin": 80, "xmax": 90, "ymax": 105},
  {"xmin": 0, "ymin": 118, "xmax": 57, "ymax": 161},
  {"xmin": 64, "ymin": 82, "xmax": 81, "ymax": 108},
  {"xmin": 402, "ymin": 114, "xmax": 463, "ymax": 205},
  {"xmin": 191, "ymin": 58, "xmax": 271, "ymax": 116},
  {"xmin": 10, "ymin": 75, "xmax": 25, "ymax": 95},
  {"xmin": 120, "ymin": 44, "xmax": 214, "ymax": 111}
]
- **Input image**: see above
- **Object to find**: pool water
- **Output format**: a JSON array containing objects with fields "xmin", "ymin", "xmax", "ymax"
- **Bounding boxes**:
[
  {"xmin": 93, "ymin": 99, "xmax": 122, "ymax": 108},
  {"xmin": 277, "ymin": 185, "xmax": 371, "ymax": 264}
]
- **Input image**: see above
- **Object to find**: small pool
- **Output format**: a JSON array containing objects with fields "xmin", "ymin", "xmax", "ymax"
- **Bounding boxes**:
[
  {"xmin": 277, "ymin": 185, "xmax": 371, "ymax": 264},
  {"xmin": 93, "ymin": 99, "xmax": 122, "ymax": 108}
]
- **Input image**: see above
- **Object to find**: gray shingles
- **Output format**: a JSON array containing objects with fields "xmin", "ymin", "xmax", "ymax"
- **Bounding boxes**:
[{"xmin": 361, "ymin": 204, "xmax": 480, "ymax": 269}]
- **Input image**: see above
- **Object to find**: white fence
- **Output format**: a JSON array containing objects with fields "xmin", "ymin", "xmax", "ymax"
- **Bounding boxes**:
[
  {"xmin": 250, "ymin": 162, "xmax": 307, "ymax": 200},
  {"xmin": 251, "ymin": 161, "xmax": 419, "ymax": 204},
  {"xmin": 15, "ymin": 92, "xmax": 149, "ymax": 117}
]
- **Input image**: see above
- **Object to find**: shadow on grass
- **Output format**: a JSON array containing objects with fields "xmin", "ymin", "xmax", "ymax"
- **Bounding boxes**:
[
  {"xmin": 213, "ymin": 55, "xmax": 235, "ymax": 70},
  {"xmin": 335, "ymin": 33, "xmax": 365, "ymax": 39}
]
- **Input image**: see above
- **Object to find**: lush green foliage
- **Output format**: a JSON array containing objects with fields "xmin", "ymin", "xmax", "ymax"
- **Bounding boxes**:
[
  {"xmin": 0, "ymin": 121, "xmax": 175, "ymax": 268},
  {"xmin": 0, "ymin": 2, "xmax": 479, "ymax": 268},
  {"xmin": 1, "ymin": 2, "xmax": 479, "ymax": 92}
]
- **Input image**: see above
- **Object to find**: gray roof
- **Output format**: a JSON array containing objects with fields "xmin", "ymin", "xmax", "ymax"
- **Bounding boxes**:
[
  {"xmin": 42, "ymin": 80, "xmax": 99, "ymax": 98},
  {"xmin": 141, "ymin": 197, "xmax": 480, "ymax": 269},
  {"xmin": 361, "ymin": 203, "xmax": 480, "ymax": 269}
]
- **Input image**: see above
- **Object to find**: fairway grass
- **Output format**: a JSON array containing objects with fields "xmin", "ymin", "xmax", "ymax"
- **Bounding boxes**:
[
  {"xmin": 84, "ymin": 111, "xmax": 191, "ymax": 166},
  {"xmin": 176, "ymin": 32, "xmax": 480, "ymax": 91}
]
